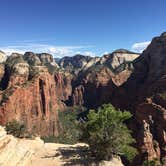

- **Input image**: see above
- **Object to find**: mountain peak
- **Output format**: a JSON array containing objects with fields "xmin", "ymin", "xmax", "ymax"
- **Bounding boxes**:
[
  {"xmin": 161, "ymin": 32, "xmax": 166, "ymax": 37},
  {"xmin": 112, "ymin": 49, "xmax": 138, "ymax": 54}
]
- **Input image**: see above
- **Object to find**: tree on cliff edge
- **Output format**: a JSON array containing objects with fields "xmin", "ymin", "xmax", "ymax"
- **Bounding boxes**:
[{"xmin": 80, "ymin": 104, "xmax": 137, "ymax": 161}]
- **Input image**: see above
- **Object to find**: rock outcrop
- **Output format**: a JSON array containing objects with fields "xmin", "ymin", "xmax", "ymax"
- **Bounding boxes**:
[
  {"xmin": 0, "ymin": 53, "xmax": 72, "ymax": 136},
  {"xmin": 123, "ymin": 33, "xmax": 166, "ymax": 165},
  {"xmin": 0, "ymin": 126, "xmax": 34, "ymax": 166},
  {"xmin": 70, "ymin": 49, "xmax": 139, "ymax": 108},
  {"xmin": 0, "ymin": 51, "xmax": 7, "ymax": 63},
  {"xmin": 0, "ymin": 125, "xmax": 124, "ymax": 166},
  {"xmin": 100, "ymin": 49, "xmax": 139, "ymax": 70},
  {"xmin": 58, "ymin": 54, "xmax": 93, "ymax": 75}
]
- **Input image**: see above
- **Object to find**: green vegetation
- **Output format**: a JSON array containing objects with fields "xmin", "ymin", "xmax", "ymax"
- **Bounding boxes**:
[
  {"xmin": 45, "ymin": 63, "xmax": 58, "ymax": 74},
  {"xmin": 158, "ymin": 92, "xmax": 166, "ymax": 100},
  {"xmin": 80, "ymin": 104, "xmax": 137, "ymax": 161},
  {"xmin": 142, "ymin": 158, "xmax": 161, "ymax": 166},
  {"xmin": 42, "ymin": 107, "xmax": 83, "ymax": 144},
  {"xmin": 41, "ymin": 135, "xmax": 56, "ymax": 143},
  {"xmin": 113, "ymin": 61, "xmax": 134, "ymax": 74},
  {"xmin": 6, "ymin": 56, "xmax": 24, "ymax": 68},
  {"xmin": 0, "ymin": 87, "xmax": 15, "ymax": 105},
  {"xmin": 42, "ymin": 104, "xmax": 137, "ymax": 162},
  {"xmin": 5, "ymin": 120, "xmax": 26, "ymax": 138},
  {"xmin": 28, "ymin": 67, "xmax": 40, "ymax": 79},
  {"xmin": 56, "ymin": 110, "xmax": 81, "ymax": 144}
]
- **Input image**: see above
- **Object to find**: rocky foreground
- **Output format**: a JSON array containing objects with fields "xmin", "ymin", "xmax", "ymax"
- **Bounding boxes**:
[{"xmin": 0, "ymin": 126, "xmax": 123, "ymax": 166}]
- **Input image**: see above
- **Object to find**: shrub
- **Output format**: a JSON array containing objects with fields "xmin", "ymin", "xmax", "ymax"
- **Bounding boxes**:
[
  {"xmin": 80, "ymin": 104, "xmax": 137, "ymax": 161},
  {"xmin": 5, "ymin": 120, "xmax": 26, "ymax": 138},
  {"xmin": 45, "ymin": 63, "xmax": 58, "ymax": 74},
  {"xmin": 42, "ymin": 135, "xmax": 56, "ymax": 143},
  {"xmin": 55, "ymin": 110, "xmax": 81, "ymax": 144},
  {"xmin": 142, "ymin": 158, "xmax": 161, "ymax": 166}
]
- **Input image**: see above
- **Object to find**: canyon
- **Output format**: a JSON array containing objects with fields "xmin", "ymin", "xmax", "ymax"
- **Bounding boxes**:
[{"xmin": 0, "ymin": 32, "xmax": 165, "ymax": 165}]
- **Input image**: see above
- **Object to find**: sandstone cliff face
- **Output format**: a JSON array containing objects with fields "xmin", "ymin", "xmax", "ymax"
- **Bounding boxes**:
[
  {"xmin": 58, "ymin": 54, "xmax": 93, "ymax": 75},
  {"xmin": 0, "ymin": 73, "xmax": 63, "ymax": 136},
  {"xmin": 100, "ymin": 49, "xmax": 139, "ymax": 70},
  {"xmin": 71, "ymin": 67, "xmax": 117, "ymax": 108},
  {"xmin": 113, "ymin": 33, "xmax": 166, "ymax": 165},
  {"xmin": 70, "ymin": 49, "xmax": 139, "ymax": 108},
  {"xmin": 0, "ymin": 53, "xmax": 72, "ymax": 136}
]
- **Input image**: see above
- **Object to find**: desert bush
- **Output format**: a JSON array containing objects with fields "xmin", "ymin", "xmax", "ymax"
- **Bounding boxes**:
[
  {"xmin": 42, "ymin": 135, "xmax": 56, "ymax": 143},
  {"xmin": 5, "ymin": 120, "xmax": 26, "ymax": 138},
  {"xmin": 80, "ymin": 104, "xmax": 137, "ymax": 161},
  {"xmin": 142, "ymin": 158, "xmax": 161, "ymax": 166},
  {"xmin": 45, "ymin": 63, "xmax": 58, "ymax": 74},
  {"xmin": 55, "ymin": 110, "xmax": 82, "ymax": 144}
]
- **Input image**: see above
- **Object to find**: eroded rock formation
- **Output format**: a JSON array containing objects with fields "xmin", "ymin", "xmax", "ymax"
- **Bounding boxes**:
[{"xmin": 0, "ymin": 52, "xmax": 72, "ymax": 136}]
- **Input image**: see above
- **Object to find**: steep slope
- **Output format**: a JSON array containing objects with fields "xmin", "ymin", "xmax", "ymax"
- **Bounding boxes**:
[
  {"xmin": 58, "ymin": 54, "xmax": 93, "ymax": 75},
  {"xmin": 119, "ymin": 32, "xmax": 166, "ymax": 165},
  {"xmin": 0, "ymin": 53, "xmax": 72, "ymax": 136},
  {"xmin": 70, "ymin": 49, "xmax": 139, "ymax": 108}
]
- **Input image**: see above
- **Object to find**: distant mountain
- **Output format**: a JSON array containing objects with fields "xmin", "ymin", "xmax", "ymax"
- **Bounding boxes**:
[
  {"xmin": 58, "ymin": 54, "xmax": 93, "ymax": 74},
  {"xmin": 57, "ymin": 50, "xmax": 139, "ymax": 75}
]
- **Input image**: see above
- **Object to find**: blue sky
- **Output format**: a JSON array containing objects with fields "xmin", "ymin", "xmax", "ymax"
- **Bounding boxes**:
[{"xmin": 0, "ymin": 0, "xmax": 166, "ymax": 57}]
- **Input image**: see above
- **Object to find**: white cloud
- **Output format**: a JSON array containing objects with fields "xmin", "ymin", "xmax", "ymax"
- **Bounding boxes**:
[
  {"xmin": 102, "ymin": 51, "xmax": 109, "ymax": 55},
  {"xmin": 0, "ymin": 44, "xmax": 96, "ymax": 58},
  {"xmin": 131, "ymin": 41, "xmax": 151, "ymax": 53}
]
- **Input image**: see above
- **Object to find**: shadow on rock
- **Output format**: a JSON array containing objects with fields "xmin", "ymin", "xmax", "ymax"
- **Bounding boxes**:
[{"xmin": 56, "ymin": 145, "xmax": 99, "ymax": 166}]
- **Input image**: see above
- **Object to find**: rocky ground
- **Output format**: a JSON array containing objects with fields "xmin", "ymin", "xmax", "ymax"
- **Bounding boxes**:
[{"xmin": 0, "ymin": 126, "xmax": 123, "ymax": 166}]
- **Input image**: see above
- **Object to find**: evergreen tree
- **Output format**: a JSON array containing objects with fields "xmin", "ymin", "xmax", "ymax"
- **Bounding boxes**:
[{"xmin": 80, "ymin": 104, "xmax": 137, "ymax": 161}]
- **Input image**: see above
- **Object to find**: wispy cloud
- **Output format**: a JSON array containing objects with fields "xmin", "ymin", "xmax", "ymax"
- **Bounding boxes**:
[
  {"xmin": 0, "ymin": 44, "xmax": 96, "ymax": 58},
  {"xmin": 131, "ymin": 41, "xmax": 151, "ymax": 53}
]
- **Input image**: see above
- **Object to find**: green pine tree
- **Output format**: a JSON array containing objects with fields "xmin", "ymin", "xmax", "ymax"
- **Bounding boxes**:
[{"xmin": 80, "ymin": 104, "xmax": 137, "ymax": 161}]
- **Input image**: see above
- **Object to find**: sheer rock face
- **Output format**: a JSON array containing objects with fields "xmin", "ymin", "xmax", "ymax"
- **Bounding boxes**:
[
  {"xmin": 0, "ymin": 72, "xmax": 72, "ymax": 136},
  {"xmin": 58, "ymin": 54, "xmax": 93, "ymax": 75},
  {"xmin": 72, "ymin": 67, "xmax": 117, "ymax": 108},
  {"xmin": 69, "ymin": 50, "xmax": 139, "ymax": 108},
  {"xmin": 36, "ymin": 53, "xmax": 53, "ymax": 64},
  {"xmin": 0, "ymin": 53, "xmax": 72, "ymax": 136},
  {"xmin": 135, "ymin": 100, "xmax": 165, "ymax": 163},
  {"xmin": 101, "ymin": 49, "xmax": 139, "ymax": 69},
  {"xmin": 115, "ymin": 33, "xmax": 166, "ymax": 165}
]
